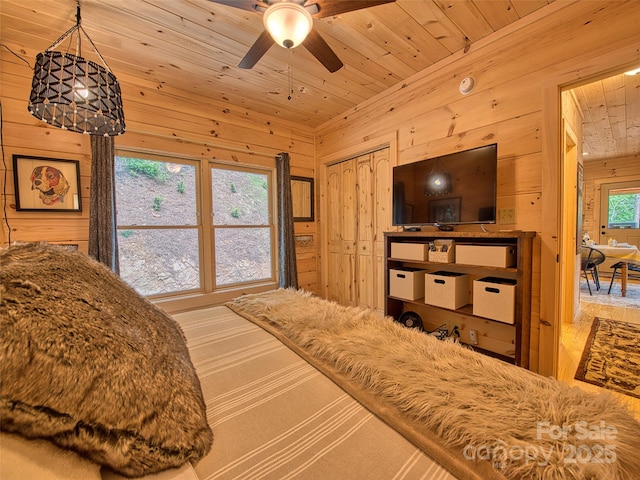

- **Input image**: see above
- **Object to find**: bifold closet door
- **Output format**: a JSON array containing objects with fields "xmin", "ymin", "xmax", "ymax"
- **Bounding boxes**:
[
  {"xmin": 325, "ymin": 147, "xmax": 392, "ymax": 311},
  {"xmin": 326, "ymin": 159, "xmax": 357, "ymax": 305},
  {"xmin": 372, "ymin": 148, "xmax": 393, "ymax": 313}
]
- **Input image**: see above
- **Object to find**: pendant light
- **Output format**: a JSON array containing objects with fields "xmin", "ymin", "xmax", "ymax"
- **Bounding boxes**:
[{"xmin": 28, "ymin": 1, "xmax": 125, "ymax": 136}]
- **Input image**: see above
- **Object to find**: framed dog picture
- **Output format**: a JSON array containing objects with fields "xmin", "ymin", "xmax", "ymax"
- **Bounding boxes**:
[{"xmin": 13, "ymin": 155, "xmax": 82, "ymax": 212}]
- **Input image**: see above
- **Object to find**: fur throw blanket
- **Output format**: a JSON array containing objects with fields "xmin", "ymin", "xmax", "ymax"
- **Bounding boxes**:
[
  {"xmin": 228, "ymin": 288, "xmax": 640, "ymax": 480},
  {"xmin": 0, "ymin": 243, "xmax": 212, "ymax": 477}
]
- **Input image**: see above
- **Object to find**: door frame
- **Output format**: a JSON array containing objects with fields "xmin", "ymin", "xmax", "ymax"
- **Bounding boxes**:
[
  {"xmin": 544, "ymin": 50, "xmax": 640, "ymax": 377},
  {"xmin": 559, "ymin": 119, "xmax": 580, "ymax": 327}
]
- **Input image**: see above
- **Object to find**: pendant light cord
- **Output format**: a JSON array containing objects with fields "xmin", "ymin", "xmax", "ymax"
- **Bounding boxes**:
[
  {"xmin": 288, "ymin": 49, "xmax": 293, "ymax": 101},
  {"xmin": 1, "ymin": 101, "xmax": 12, "ymax": 244},
  {"xmin": 45, "ymin": 1, "xmax": 114, "ymax": 73}
]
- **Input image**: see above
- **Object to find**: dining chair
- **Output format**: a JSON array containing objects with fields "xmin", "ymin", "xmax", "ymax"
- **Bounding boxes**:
[
  {"xmin": 580, "ymin": 246, "xmax": 606, "ymax": 295},
  {"xmin": 607, "ymin": 261, "xmax": 640, "ymax": 294}
]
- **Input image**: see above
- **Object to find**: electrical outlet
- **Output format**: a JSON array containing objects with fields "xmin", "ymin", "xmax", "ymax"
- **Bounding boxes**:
[
  {"xmin": 469, "ymin": 329, "xmax": 478, "ymax": 345},
  {"xmin": 499, "ymin": 208, "xmax": 516, "ymax": 225}
]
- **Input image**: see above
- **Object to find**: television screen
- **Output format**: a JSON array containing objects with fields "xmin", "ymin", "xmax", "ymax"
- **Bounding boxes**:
[{"xmin": 392, "ymin": 144, "xmax": 497, "ymax": 226}]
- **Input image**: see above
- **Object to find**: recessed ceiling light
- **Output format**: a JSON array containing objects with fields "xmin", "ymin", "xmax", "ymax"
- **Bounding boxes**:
[{"xmin": 623, "ymin": 67, "xmax": 640, "ymax": 76}]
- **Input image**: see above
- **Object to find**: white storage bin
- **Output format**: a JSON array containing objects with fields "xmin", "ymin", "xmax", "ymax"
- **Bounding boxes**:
[
  {"xmin": 456, "ymin": 245, "xmax": 516, "ymax": 268},
  {"xmin": 473, "ymin": 277, "xmax": 517, "ymax": 324},
  {"xmin": 391, "ymin": 242, "xmax": 428, "ymax": 261},
  {"xmin": 424, "ymin": 271, "xmax": 470, "ymax": 310},
  {"xmin": 389, "ymin": 268, "xmax": 427, "ymax": 301}
]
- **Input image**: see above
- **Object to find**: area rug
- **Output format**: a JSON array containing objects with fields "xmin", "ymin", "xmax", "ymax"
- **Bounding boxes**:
[
  {"xmin": 580, "ymin": 279, "xmax": 640, "ymax": 309},
  {"xmin": 575, "ymin": 317, "xmax": 640, "ymax": 400},
  {"xmin": 228, "ymin": 289, "xmax": 640, "ymax": 480}
]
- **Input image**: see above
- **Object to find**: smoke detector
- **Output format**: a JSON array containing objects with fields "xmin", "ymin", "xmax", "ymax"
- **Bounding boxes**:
[{"xmin": 459, "ymin": 76, "xmax": 476, "ymax": 95}]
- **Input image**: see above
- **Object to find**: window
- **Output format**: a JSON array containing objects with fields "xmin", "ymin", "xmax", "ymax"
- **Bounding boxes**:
[
  {"xmin": 211, "ymin": 165, "xmax": 274, "ymax": 286},
  {"xmin": 115, "ymin": 155, "xmax": 200, "ymax": 296},
  {"xmin": 114, "ymin": 152, "xmax": 276, "ymax": 298},
  {"xmin": 607, "ymin": 186, "xmax": 640, "ymax": 228}
]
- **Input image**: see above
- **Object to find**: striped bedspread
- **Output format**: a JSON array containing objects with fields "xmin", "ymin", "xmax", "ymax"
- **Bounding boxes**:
[{"xmin": 175, "ymin": 306, "xmax": 456, "ymax": 480}]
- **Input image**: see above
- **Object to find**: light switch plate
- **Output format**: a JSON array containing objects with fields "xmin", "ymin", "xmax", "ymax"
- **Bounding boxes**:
[{"xmin": 499, "ymin": 208, "xmax": 516, "ymax": 225}]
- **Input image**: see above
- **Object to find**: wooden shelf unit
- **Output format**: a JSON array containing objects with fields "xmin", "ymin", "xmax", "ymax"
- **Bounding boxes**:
[{"xmin": 384, "ymin": 231, "xmax": 535, "ymax": 368}]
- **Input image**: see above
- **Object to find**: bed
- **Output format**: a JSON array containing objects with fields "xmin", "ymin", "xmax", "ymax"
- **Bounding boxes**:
[{"xmin": 2, "ymin": 243, "xmax": 640, "ymax": 480}]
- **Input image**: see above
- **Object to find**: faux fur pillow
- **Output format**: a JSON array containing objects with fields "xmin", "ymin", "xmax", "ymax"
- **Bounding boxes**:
[{"xmin": 0, "ymin": 242, "xmax": 213, "ymax": 477}]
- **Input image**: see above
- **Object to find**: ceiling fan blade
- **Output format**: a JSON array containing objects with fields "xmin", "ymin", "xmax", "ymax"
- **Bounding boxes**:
[
  {"xmin": 302, "ymin": 28, "xmax": 343, "ymax": 73},
  {"xmin": 239, "ymin": 30, "xmax": 275, "ymax": 69},
  {"xmin": 311, "ymin": 0, "xmax": 395, "ymax": 18},
  {"xmin": 304, "ymin": 3, "xmax": 319, "ymax": 15},
  {"xmin": 207, "ymin": 0, "xmax": 268, "ymax": 12}
]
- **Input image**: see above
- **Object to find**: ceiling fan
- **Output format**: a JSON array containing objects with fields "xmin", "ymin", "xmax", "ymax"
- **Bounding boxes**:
[{"xmin": 208, "ymin": 0, "xmax": 395, "ymax": 72}]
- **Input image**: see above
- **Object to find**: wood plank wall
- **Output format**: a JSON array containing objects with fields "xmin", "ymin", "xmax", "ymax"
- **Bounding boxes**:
[
  {"xmin": 0, "ymin": 47, "xmax": 318, "ymax": 301},
  {"xmin": 314, "ymin": 1, "xmax": 640, "ymax": 375}
]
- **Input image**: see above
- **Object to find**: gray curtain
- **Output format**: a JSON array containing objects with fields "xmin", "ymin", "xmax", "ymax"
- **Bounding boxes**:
[
  {"xmin": 276, "ymin": 152, "xmax": 298, "ymax": 288},
  {"xmin": 88, "ymin": 135, "xmax": 119, "ymax": 273}
]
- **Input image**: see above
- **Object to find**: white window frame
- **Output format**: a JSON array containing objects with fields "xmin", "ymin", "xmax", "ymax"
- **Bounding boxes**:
[
  {"xmin": 114, "ymin": 150, "xmax": 278, "ymax": 307},
  {"xmin": 209, "ymin": 161, "xmax": 277, "ymax": 289}
]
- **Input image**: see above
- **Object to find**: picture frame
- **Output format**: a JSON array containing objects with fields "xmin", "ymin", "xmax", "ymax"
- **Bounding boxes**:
[
  {"xmin": 291, "ymin": 176, "xmax": 314, "ymax": 222},
  {"xmin": 13, "ymin": 155, "xmax": 82, "ymax": 212},
  {"xmin": 429, "ymin": 197, "xmax": 461, "ymax": 223}
]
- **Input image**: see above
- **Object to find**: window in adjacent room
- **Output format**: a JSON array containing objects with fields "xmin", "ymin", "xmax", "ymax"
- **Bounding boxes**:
[
  {"xmin": 606, "ymin": 185, "xmax": 640, "ymax": 228},
  {"xmin": 599, "ymin": 180, "xmax": 640, "ymax": 247}
]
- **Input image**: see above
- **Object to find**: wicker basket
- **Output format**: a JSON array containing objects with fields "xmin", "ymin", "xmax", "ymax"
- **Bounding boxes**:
[{"xmin": 428, "ymin": 239, "xmax": 455, "ymax": 263}]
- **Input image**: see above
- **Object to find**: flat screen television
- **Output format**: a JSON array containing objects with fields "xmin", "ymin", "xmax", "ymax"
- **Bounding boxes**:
[{"xmin": 392, "ymin": 143, "xmax": 498, "ymax": 226}]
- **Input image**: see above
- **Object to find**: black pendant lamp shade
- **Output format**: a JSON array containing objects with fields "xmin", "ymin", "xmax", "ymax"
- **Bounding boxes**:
[{"xmin": 28, "ymin": 3, "xmax": 125, "ymax": 136}]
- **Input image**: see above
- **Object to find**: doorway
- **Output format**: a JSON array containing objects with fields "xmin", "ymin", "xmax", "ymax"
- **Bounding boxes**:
[
  {"xmin": 557, "ymin": 68, "xmax": 640, "ymax": 387},
  {"xmin": 561, "ymin": 68, "xmax": 640, "ymax": 300}
]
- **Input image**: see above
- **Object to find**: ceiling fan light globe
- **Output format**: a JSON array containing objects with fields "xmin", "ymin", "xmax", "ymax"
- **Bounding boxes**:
[{"xmin": 263, "ymin": 2, "xmax": 313, "ymax": 49}]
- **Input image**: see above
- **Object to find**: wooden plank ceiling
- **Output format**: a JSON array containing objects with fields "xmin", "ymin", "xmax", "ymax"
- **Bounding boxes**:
[
  {"xmin": 573, "ymin": 72, "xmax": 640, "ymax": 161},
  {"xmin": 2, "ymin": 0, "xmax": 639, "ymax": 160}
]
